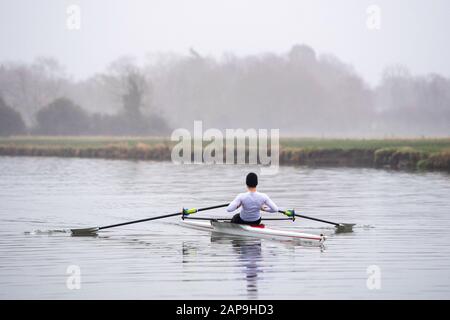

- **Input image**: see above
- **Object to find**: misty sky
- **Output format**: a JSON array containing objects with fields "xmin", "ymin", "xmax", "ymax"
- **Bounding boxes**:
[{"xmin": 1, "ymin": 0, "xmax": 449, "ymax": 86}]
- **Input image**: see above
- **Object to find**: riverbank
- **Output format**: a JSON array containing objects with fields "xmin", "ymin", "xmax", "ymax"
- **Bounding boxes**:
[{"xmin": 1, "ymin": 136, "xmax": 449, "ymax": 171}]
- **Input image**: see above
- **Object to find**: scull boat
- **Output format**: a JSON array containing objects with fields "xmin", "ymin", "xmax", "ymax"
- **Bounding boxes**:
[
  {"xmin": 180, "ymin": 220, "xmax": 326, "ymax": 246},
  {"xmin": 71, "ymin": 203, "xmax": 353, "ymax": 239}
]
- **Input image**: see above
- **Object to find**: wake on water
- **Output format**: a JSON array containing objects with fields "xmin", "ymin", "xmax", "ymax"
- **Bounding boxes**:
[{"xmin": 24, "ymin": 229, "xmax": 70, "ymax": 235}]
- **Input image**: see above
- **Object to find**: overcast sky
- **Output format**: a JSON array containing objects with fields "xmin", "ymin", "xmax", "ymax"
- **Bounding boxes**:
[{"xmin": 1, "ymin": 0, "xmax": 449, "ymax": 86}]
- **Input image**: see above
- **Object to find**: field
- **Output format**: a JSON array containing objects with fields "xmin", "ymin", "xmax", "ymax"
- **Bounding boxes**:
[
  {"xmin": 280, "ymin": 137, "xmax": 450, "ymax": 153},
  {"xmin": 2, "ymin": 136, "xmax": 450, "ymax": 151},
  {"xmin": 1, "ymin": 136, "xmax": 449, "ymax": 171},
  {"xmin": 0, "ymin": 136, "xmax": 171, "ymax": 148}
]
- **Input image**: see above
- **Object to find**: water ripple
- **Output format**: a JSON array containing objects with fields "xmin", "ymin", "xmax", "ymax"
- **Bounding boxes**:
[{"xmin": 1, "ymin": 157, "xmax": 450, "ymax": 299}]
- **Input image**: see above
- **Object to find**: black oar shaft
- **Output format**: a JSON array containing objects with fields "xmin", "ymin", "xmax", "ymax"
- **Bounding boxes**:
[
  {"xmin": 197, "ymin": 203, "xmax": 230, "ymax": 212},
  {"xmin": 98, "ymin": 203, "xmax": 229, "ymax": 230},
  {"xmin": 278, "ymin": 210, "xmax": 340, "ymax": 226},
  {"xmin": 99, "ymin": 212, "xmax": 182, "ymax": 230},
  {"xmin": 294, "ymin": 213, "xmax": 340, "ymax": 226}
]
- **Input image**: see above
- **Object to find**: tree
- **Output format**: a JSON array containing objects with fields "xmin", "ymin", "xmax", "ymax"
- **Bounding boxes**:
[
  {"xmin": 0, "ymin": 57, "xmax": 68, "ymax": 124},
  {"xmin": 0, "ymin": 95, "xmax": 26, "ymax": 136},
  {"xmin": 34, "ymin": 97, "xmax": 90, "ymax": 135},
  {"xmin": 122, "ymin": 70, "xmax": 146, "ymax": 117},
  {"xmin": 94, "ymin": 57, "xmax": 169, "ymax": 135}
]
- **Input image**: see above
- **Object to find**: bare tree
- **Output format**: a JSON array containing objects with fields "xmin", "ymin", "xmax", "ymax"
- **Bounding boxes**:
[
  {"xmin": 0, "ymin": 57, "xmax": 68, "ymax": 124},
  {"xmin": 0, "ymin": 95, "xmax": 26, "ymax": 136}
]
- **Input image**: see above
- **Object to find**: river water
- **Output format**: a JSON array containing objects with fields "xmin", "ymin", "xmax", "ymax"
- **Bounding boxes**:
[{"xmin": 0, "ymin": 156, "xmax": 449, "ymax": 299}]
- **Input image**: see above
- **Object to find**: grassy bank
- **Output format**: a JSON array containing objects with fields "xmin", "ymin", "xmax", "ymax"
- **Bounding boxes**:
[{"xmin": 1, "ymin": 136, "xmax": 449, "ymax": 171}]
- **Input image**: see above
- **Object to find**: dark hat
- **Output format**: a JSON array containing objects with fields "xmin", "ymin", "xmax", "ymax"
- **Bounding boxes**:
[{"xmin": 246, "ymin": 172, "xmax": 258, "ymax": 188}]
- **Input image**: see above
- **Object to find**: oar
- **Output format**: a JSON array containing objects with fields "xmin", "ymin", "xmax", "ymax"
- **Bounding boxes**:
[
  {"xmin": 71, "ymin": 203, "xmax": 229, "ymax": 236},
  {"xmin": 279, "ymin": 210, "xmax": 355, "ymax": 233}
]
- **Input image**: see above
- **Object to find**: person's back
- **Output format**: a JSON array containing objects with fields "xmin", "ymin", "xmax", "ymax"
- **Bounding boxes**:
[{"xmin": 227, "ymin": 172, "xmax": 278, "ymax": 224}]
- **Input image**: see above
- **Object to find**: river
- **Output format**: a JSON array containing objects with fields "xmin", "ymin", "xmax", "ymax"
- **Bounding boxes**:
[{"xmin": 1, "ymin": 156, "xmax": 450, "ymax": 299}]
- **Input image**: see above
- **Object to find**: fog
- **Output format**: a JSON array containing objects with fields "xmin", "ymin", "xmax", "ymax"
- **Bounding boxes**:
[
  {"xmin": 1, "ymin": 46, "xmax": 449, "ymax": 137},
  {"xmin": 1, "ymin": 0, "xmax": 449, "ymax": 137}
]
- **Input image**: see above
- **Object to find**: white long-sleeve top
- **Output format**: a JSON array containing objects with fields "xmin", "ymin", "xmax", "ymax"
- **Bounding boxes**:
[{"xmin": 226, "ymin": 191, "xmax": 278, "ymax": 222}]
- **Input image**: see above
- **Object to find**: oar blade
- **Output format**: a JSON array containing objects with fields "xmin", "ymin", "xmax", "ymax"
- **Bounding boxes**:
[
  {"xmin": 335, "ymin": 223, "xmax": 355, "ymax": 233},
  {"xmin": 71, "ymin": 227, "xmax": 99, "ymax": 236}
]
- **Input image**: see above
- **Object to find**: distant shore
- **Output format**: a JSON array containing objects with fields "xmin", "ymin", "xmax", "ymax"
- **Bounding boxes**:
[{"xmin": 1, "ymin": 136, "xmax": 449, "ymax": 172}]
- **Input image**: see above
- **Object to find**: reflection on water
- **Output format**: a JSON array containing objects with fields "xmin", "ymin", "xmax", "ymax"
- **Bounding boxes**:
[
  {"xmin": 181, "ymin": 235, "xmax": 264, "ymax": 299},
  {"xmin": 1, "ymin": 157, "xmax": 450, "ymax": 299},
  {"xmin": 212, "ymin": 235, "xmax": 263, "ymax": 299},
  {"xmin": 182, "ymin": 232, "xmax": 327, "ymax": 299}
]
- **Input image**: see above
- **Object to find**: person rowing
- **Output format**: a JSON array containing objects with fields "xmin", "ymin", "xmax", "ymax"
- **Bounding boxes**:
[{"xmin": 227, "ymin": 172, "xmax": 283, "ymax": 225}]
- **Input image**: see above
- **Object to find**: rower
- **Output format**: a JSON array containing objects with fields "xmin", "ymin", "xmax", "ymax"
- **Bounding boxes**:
[{"xmin": 227, "ymin": 172, "xmax": 286, "ymax": 225}]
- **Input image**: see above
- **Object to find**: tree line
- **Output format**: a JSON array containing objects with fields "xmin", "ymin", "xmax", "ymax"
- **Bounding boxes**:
[
  {"xmin": 1, "ymin": 45, "xmax": 449, "ymax": 137},
  {"xmin": 0, "ymin": 59, "xmax": 169, "ymax": 136}
]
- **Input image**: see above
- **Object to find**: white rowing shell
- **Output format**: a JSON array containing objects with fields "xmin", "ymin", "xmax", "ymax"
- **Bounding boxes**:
[{"xmin": 180, "ymin": 220, "xmax": 326, "ymax": 246}]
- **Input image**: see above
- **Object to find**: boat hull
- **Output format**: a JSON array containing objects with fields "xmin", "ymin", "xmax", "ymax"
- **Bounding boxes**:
[{"xmin": 180, "ymin": 220, "xmax": 326, "ymax": 246}]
